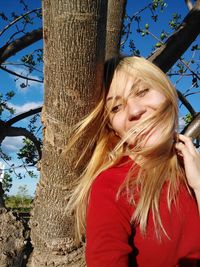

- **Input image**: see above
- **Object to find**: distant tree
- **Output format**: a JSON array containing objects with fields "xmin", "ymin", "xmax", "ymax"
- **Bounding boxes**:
[{"xmin": 5, "ymin": 185, "xmax": 32, "ymax": 212}]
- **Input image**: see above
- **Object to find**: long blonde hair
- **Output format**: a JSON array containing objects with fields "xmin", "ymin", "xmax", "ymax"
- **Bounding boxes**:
[{"xmin": 66, "ymin": 56, "xmax": 186, "ymax": 242}]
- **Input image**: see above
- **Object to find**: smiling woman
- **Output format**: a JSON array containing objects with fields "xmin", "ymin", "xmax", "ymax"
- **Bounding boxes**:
[
  {"xmin": 106, "ymin": 70, "xmax": 167, "ymax": 147},
  {"xmin": 67, "ymin": 56, "xmax": 200, "ymax": 267}
]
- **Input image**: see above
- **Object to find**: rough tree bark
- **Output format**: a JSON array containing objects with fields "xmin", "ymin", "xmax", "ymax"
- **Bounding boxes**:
[
  {"xmin": 106, "ymin": 0, "xmax": 127, "ymax": 60},
  {"xmin": 27, "ymin": 1, "xmax": 108, "ymax": 266}
]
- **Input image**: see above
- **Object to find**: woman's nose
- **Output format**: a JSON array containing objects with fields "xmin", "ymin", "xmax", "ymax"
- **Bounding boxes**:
[{"xmin": 126, "ymin": 99, "xmax": 146, "ymax": 121}]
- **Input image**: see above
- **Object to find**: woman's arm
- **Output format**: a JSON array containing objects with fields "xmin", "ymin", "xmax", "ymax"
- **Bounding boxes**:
[
  {"xmin": 86, "ymin": 170, "xmax": 134, "ymax": 267},
  {"xmin": 175, "ymin": 134, "xmax": 200, "ymax": 213}
]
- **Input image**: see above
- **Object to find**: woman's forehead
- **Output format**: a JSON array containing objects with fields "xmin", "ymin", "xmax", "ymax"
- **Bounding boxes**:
[{"xmin": 107, "ymin": 69, "xmax": 143, "ymax": 98}]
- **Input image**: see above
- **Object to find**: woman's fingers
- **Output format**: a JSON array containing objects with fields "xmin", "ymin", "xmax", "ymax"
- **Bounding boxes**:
[
  {"xmin": 175, "ymin": 134, "xmax": 200, "ymax": 191},
  {"xmin": 177, "ymin": 134, "xmax": 197, "ymax": 155},
  {"xmin": 175, "ymin": 141, "xmax": 191, "ymax": 160}
]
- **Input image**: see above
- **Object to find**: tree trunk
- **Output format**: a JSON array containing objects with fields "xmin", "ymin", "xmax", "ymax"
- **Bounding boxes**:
[
  {"xmin": 106, "ymin": 0, "xmax": 127, "ymax": 60},
  {"xmin": 28, "ymin": 1, "xmax": 108, "ymax": 266}
]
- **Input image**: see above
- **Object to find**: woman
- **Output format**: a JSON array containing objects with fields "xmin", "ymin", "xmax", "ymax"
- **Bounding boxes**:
[{"xmin": 67, "ymin": 56, "xmax": 200, "ymax": 267}]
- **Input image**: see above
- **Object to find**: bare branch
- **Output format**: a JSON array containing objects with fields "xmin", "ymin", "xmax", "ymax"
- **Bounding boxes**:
[
  {"xmin": 6, "ymin": 107, "xmax": 42, "ymax": 126},
  {"xmin": 0, "ymin": 28, "xmax": 43, "ymax": 64},
  {"xmin": 177, "ymin": 90, "xmax": 196, "ymax": 116},
  {"xmin": 2, "ymin": 62, "xmax": 43, "ymax": 73},
  {"xmin": 185, "ymin": 0, "xmax": 193, "ymax": 11},
  {"xmin": 0, "ymin": 8, "xmax": 42, "ymax": 37},
  {"xmin": 168, "ymin": 73, "xmax": 200, "ymax": 77},
  {"xmin": 146, "ymin": 30, "xmax": 164, "ymax": 43},
  {"xmin": 120, "ymin": 3, "xmax": 151, "ymax": 46},
  {"xmin": 4, "ymin": 163, "xmax": 37, "ymax": 171},
  {"xmin": 184, "ymin": 91, "xmax": 200, "ymax": 98},
  {"xmin": 0, "ymin": 65, "xmax": 43, "ymax": 83},
  {"xmin": 180, "ymin": 58, "xmax": 200, "ymax": 80},
  {"xmin": 148, "ymin": 0, "xmax": 200, "ymax": 72}
]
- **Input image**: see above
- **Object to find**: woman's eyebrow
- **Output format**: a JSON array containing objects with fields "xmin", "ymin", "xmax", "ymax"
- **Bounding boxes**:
[
  {"xmin": 130, "ymin": 81, "xmax": 140, "ymax": 92},
  {"xmin": 106, "ymin": 95, "xmax": 122, "ymax": 102}
]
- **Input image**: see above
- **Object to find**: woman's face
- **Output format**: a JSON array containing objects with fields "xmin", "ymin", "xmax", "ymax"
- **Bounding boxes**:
[{"xmin": 106, "ymin": 70, "xmax": 167, "ymax": 146}]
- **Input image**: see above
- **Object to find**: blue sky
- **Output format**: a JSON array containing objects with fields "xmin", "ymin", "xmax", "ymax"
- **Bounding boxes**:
[
  {"xmin": 0, "ymin": 0, "xmax": 43, "ymax": 196},
  {"xmin": 0, "ymin": 0, "xmax": 199, "ymax": 196}
]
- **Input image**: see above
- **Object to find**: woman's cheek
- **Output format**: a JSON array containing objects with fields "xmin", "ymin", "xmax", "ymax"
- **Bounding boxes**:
[
  {"xmin": 110, "ymin": 114, "xmax": 125, "ymax": 137},
  {"xmin": 144, "ymin": 128, "xmax": 163, "ymax": 146}
]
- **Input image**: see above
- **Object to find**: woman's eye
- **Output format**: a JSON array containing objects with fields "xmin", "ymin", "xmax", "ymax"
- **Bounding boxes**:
[
  {"xmin": 136, "ymin": 88, "xmax": 149, "ymax": 97},
  {"xmin": 111, "ymin": 104, "xmax": 123, "ymax": 113}
]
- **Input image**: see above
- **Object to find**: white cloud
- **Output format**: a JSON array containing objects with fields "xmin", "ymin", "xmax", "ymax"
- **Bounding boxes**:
[
  {"xmin": 9, "ymin": 66, "xmax": 43, "ymax": 92},
  {"xmin": 179, "ymin": 117, "xmax": 186, "ymax": 127},
  {"xmin": 9, "ymin": 101, "xmax": 43, "ymax": 115},
  {"xmin": 1, "ymin": 136, "xmax": 24, "ymax": 154},
  {"xmin": 178, "ymin": 117, "xmax": 186, "ymax": 132}
]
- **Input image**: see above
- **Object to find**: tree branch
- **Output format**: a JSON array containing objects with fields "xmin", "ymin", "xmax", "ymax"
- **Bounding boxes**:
[
  {"xmin": 6, "ymin": 107, "xmax": 42, "ymax": 126},
  {"xmin": 180, "ymin": 58, "xmax": 200, "ymax": 81},
  {"xmin": 148, "ymin": 0, "xmax": 200, "ymax": 72},
  {"xmin": 0, "ymin": 65, "xmax": 43, "ymax": 83},
  {"xmin": 181, "ymin": 113, "xmax": 200, "ymax": 139},
  {"xmin": 120, "ymin": 3, "xmax": 151, "ymax": 47},
  {"xmin": 0, "ymin": 28, "xmax": 43, "ymax": 64},
  {"xmin": 0, "ymin": 8, "xmax": 42, "ymax": 37},
  {"xmin": 147, "ymin": 0, "xmax": 200, "ymax": 139},
  {"xmin": 2, "ymin": 62, "xmax": 43, "ymax": 73},
  {"xmin": 177, "ymin": 89, "xmax": 196, "ymax": 116},
  {"xmin": 6, "ymin": 126, "xmax": 42, "ymax": 159}
]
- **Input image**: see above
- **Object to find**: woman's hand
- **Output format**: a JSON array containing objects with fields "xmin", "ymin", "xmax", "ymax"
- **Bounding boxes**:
[{"xmin": 175, "ymin": 134, "xmax": 200, "ymax": 192}]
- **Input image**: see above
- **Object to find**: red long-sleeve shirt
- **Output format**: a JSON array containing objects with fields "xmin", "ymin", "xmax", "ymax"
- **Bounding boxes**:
[{"xmin": 86, "ymin": 158, "xmax": 200, "ymax": 267}]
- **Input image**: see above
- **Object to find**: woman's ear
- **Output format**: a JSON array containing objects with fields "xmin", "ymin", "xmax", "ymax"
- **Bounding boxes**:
[
  {"xmin": 107, "ymin": 122, "xmax": 120, "ymax": 137},
  {"xmin": 107, "ymin": 131, "xmax": 120, "ymax": 150}
]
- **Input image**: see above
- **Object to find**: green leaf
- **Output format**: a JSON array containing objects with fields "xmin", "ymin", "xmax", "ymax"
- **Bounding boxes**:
[
  {"xmin": 155, "ymin": 42, "xmax": 162, "ymax": 47},
  {"xmin": 160, "ymin": 32, "xmax": 166, "ymax": 40}
]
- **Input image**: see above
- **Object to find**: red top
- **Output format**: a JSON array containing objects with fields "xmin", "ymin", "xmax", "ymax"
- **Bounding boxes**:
[{"xmin": 86, "ymin": 157, "xmax": 200, "ymax": 267}]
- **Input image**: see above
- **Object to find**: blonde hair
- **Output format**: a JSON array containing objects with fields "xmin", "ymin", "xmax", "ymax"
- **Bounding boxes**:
[{"xmin": 66, "ymin": 56, "xmax": 186, "ymax": 242}]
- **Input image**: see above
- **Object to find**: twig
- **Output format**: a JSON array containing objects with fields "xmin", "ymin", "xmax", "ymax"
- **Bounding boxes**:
[
  {"xmin": 180, "ymin": 58, "xmax": 200, "ymax": 80},
  {"xmin": 3, "ymin": 163, "xmax": 37, "ymax": 171},
  {"xmin": 0, "ymin": 8, "xmax": 42, "ymax": 37},
  {"xmin": 0, "ymin": 65, "xmax": 43, "ymax": 83},
  {"xmin": 168, "ymin": 72, "xmax": 200, "ymax": 76},
  {"xmin": 146, "ymin": 30, "xmax": 164, "ymax": 43},
  {"xmin": 2, "ymin": 62, "xmax": 43, "ymax": 73},
  {"xmin": 184, "ymin": 91, "xmax": 200, "ymax": 98},
  {"xmin": 177, "ymin": 90, "xmax": 196, "ymax": 116},
  {"xmin": 121, "ymin": 3, "xmax": 151, "ymax": 46}
]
